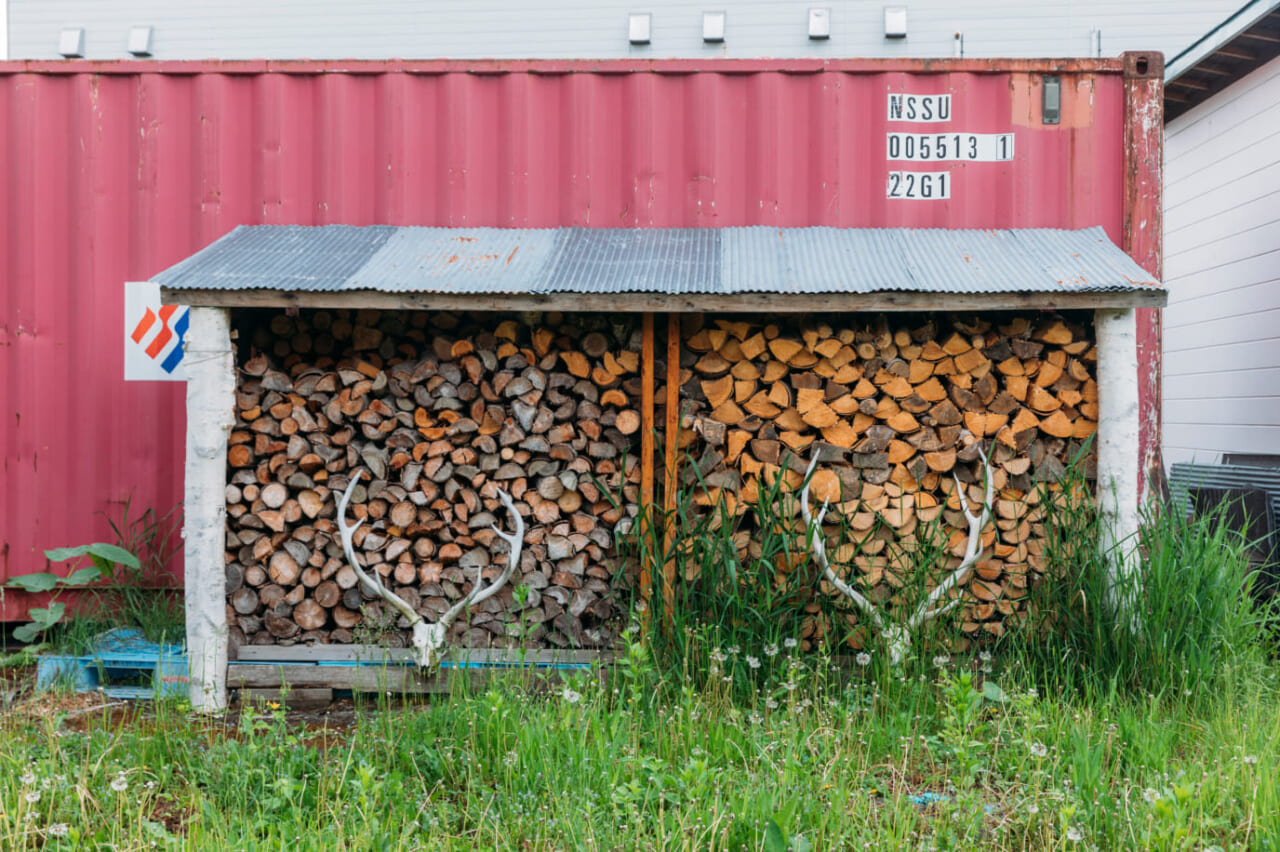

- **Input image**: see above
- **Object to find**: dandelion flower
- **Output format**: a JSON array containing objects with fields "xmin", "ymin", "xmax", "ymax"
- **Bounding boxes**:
[
  {"xmin": 784, "ymin": 638, "xmax": 798, "ymax": 649},
  {"xmin": 48, "ymin": 824, "xmax": 70, "ymax": 838},
  {"xmin": 746, "ymin": 656, "xmax": 761, "ymax": 670},
  {"xmin": 764, "ymin": 644, "xmax": 778, "ymax": 657},
  {"xmin": 24, "ymin": 791, "xmax": 40, "ymax": 804},
  {"xmin": 111, "ymin": 776, "xmax": 129, "ymax": 793},
  {"xmin": 1029, "ymin": 742, "xmax": 1048, "ymax": 759},
  {"xmin": 561, "ymin": 688, "xmax": 582, "ymax": 704}
]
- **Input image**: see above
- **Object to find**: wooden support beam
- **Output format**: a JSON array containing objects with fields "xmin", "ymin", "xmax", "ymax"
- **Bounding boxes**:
[
  {"xmin": 662, "ymin": 312, "xmax": 681, "ymax": 621},
  {"xmin": 639, "ymin": 312, "xmax": 656, "ymax": 620}
]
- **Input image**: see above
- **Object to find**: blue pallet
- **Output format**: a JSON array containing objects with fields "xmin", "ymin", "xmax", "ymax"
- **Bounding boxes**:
[{"xmin": 36, "ymin": 629, "xmax": 187, "ymax": 700}]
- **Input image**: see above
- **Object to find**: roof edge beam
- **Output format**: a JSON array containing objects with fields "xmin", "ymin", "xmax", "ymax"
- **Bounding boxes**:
[{"xmin": 162, "ymin": 287, "xmax": 1168, "ymax": 312}]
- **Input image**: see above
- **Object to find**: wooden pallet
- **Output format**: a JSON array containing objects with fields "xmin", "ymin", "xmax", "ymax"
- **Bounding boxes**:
[
  {"xmin": 35, "ymin": 629, "xmax": 187, "ymax": 700},
  {"xmin": 228, "ymin": 646, "xmax": 609, "ymax": 703}
]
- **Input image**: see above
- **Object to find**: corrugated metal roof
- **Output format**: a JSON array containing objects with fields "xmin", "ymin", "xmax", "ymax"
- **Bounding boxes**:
[{"xmin": 155, "ymin": 225, "xmax": 1161, "ymax": 297}]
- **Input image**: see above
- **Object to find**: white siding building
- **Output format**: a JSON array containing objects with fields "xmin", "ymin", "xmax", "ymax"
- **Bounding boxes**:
[
  {"xmin": 1162, "ymin": 2, "xmax": 1280, "ymax": 468},
  {"xmin": 2, "ymin": 0, "xmax": 1241, "ymax": 62}
]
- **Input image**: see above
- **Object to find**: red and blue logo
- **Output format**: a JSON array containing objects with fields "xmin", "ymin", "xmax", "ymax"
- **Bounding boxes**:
[{"xmin": 129, "ymin": 304, "xmax": 189, "ymax": 374}]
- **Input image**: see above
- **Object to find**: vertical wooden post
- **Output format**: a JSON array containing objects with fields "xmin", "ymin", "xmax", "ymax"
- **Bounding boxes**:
[
  {"xmin": 1122, "ymin": 50, "xmax": 1164, "ymax": 497},
  {"xmin": 662, "ymin": 312, "xmax": 681, "ymax": 618},
  {"xmin": 639, "ymin": 312, "xmax": 656, "ymax": 621},
  {"xmin": 184, "ymin": 306, "xmax": 236, "ymax": 713}
]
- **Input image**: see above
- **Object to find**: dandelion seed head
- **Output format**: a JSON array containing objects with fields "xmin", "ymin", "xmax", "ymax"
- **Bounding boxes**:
[{"xmin": 855, "ymin": 652, "xmax": 871, "ymax": 667}]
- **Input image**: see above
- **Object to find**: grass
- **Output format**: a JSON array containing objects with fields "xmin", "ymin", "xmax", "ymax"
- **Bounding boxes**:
[
  {"xmin": 2, "ymin": 471, "xmax": 1278, "ymax": 849},
  {"xmin": 1, "ymin": 651, "xmax": 1277, "ymax": 850}
]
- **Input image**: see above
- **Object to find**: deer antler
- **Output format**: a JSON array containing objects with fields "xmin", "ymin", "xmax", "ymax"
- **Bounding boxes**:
[
  {"xmin": 799, "ymin": 456, "xmax": 891, "ymax": 640},
  {"xmin": 337, "ymin": 470, "xmax": 524, "ymax": 667},
  {"xmin": 800, "ymin": 442, "xmax": 993, "ymax": 666},
  {"xmin": 905, "ymin": 443, "xmax": 994, "ymax": 631},
  {"xmin": 432, "ymin": 487, "xmax": 524, "ymax": 640}
]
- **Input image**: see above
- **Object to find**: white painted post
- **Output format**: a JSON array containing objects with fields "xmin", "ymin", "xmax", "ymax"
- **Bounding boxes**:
[
  {"xmin": 1094, "ymin": 308, "xmax": 1141, "ymax": 620},
  {"xmin": 183, "ymin": 307, "xmax": 235, "ymax": 712}
]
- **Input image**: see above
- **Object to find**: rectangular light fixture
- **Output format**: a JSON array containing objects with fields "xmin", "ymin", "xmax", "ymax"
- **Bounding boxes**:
[
  {"xmin": 883, "ymin": 7, "xmax": 907, "ymax": 39},
  {"xmin": 808, "ymin": 8, "xmax": 831, "ymax": 40},
  {"xmin": 703, "ymin": 11, "xmax": 726, "ymax": 43},
  {"xmin": 128, "ymin": 25, "xmax": 154, "ymax": 57},
  {"xmin": 629, "ymin": 13, "xmax": 651, "ymax": 45},
  {"xmin": 1042, "ymin": 76, "xmax": 1062, "ymax": 125},
  {"xmin": 59, "ymin": 27, "xmax": 85, "ymax": 58}
]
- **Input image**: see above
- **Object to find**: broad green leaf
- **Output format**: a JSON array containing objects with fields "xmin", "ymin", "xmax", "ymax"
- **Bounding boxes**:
[
  {"xmin": 64, "ymin": 567, "xmax": 103, "ymax": 586},
  {"xmin": 764, "ymin": 819, "xmax": 787, "ymax": 852},
  {"xmin": 982, "ymin": 681, "xmax": 1009, "ymax": 704},
  {"xmin": 6, "ymin": 572, "xmax": 60, "ymax": 593},
  {"xmin": 86, "ymin": 543, "xmax": 141, "ymax": 572},
  {"xmin": 44, "ymin": 545, "xmax": 96, "ymax": 563},
  {"xmin": 29, "ymin": 603, "xmax": 66, "ymax": 627},
  {"xmin": 43, "ymin": 543, "xmax": 140, "ymax": 572},
  {"xmin": 12, "ymin": 623, "xmax": 43, "ymax": 643}
]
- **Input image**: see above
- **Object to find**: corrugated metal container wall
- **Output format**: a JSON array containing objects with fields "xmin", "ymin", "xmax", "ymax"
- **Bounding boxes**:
[{"xmin": 0, "ymin": 58, "xmax": 1160, "ymax": 619}]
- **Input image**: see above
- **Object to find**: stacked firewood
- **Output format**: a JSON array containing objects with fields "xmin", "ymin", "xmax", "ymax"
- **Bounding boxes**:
[
  {"xmin": 223, "ymin": 309, "xmax": 643, "ymax": 650},
  {"xmin": 673, "ymin": 313, "xmax": 1098, "ymax": 647}
]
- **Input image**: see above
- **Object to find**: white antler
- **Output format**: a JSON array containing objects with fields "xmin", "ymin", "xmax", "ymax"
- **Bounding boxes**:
[
  {"xmin": 800, "ymin": 443, "xmax": 993, "ymax": 666},
  {"xmin": 905, "ymin": 443, "xmax": 994, "ymax": 632},
  {"xmin": 798, "ymin": 456, "xmax": 895, "ymax": 644},
  {"xmin": 337, "ymin": 470, "xmax": 524, "ymax": 668}
]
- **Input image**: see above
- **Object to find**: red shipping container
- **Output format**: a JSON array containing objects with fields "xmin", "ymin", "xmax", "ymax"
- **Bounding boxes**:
[{"xmin": 0, "ymin": 56, "xmax": 1163, "ymax": 619}]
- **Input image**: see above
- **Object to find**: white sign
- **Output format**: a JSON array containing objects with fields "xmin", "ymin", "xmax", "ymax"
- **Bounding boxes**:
[
  {"xmin": 887, "ymin": 132, "xmax": 1014, "ymax": 162},
  {"xmin": 887, "ymin": 171, "xmax": 951, "ymax": 200},
  {"xmin": 887, "ymin": 93, "xmax": 952, "ymax": 123},
  {"xmin": 124, "ymin": 281, "xmax": 188, "ymax": 381}
]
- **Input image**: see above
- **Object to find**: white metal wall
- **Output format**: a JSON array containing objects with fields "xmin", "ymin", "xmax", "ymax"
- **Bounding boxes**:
[
  {"xmin": 5, "ymin": 0, "xmax": 1240, "ymax": 61},
  {"xmin": 1163, "ymin": 53, "xmax": 1280, "ymax": 467}
]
